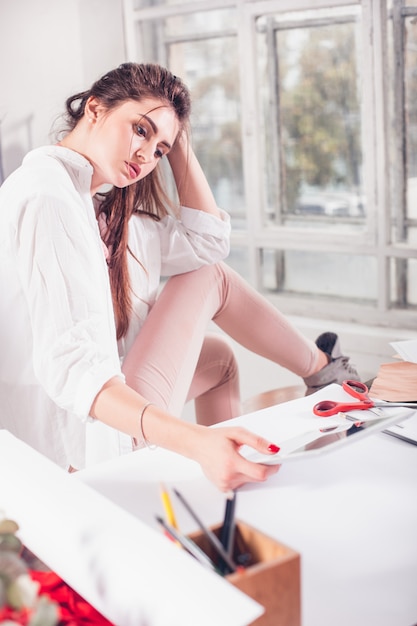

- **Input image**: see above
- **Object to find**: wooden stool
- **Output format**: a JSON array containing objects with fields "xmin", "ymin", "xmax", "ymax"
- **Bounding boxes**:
[{"xmin": 242, "ymin": 385, "xmax": 306, "ymax": 414}]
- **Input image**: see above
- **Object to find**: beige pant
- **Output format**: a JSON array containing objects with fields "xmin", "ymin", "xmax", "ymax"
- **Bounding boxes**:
[{"xmin": 122, "ymin": 262, "xmax": 318, "ymax": 426}]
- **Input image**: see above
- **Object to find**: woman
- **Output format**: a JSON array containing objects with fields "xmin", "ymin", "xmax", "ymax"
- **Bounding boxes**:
[{"xmin": 0, "ymin": 63, "xmax": 358, "ymax": 491}]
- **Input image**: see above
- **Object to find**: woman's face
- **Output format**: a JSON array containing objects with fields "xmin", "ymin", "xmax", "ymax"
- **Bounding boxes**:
[{"xmin": 86, "ymin": 97, "xmax": 180, "ymax": 194}]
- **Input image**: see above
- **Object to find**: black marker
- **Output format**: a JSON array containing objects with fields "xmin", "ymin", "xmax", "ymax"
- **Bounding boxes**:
[
  {"xmin": 220, "ymin": 490, "xmax": 237, "ymax": 556},
  {"xmin": 173, "ymin": 488, "xmax": 237, "ymax": 574}
]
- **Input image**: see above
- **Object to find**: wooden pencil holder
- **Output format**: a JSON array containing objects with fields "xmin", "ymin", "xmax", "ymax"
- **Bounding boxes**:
[{"xmin": 189, "ymin": 520, "xmax": 301, "ymax": 626}]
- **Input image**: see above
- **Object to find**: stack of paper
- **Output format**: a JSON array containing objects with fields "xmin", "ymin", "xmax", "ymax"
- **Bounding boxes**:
[
  {"xmin": 370, "ymin": 339, "xmax": 417, "ymax": 446},
  {"xmin": 370, "ymin": 339, "xmax": 417, "ymax": 402}
]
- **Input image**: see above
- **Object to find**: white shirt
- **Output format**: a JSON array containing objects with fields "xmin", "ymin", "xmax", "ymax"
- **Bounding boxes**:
[
  {"xmin": 118, "ymin": 203, "xmax": 230, "ymax": 360},
  {"xmin": 0, "ymin": 146, "xmax": 230, "ymax": 469}
]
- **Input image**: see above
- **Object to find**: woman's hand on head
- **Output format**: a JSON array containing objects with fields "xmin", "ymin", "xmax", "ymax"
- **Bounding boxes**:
[
  {"xmin": 166, "ymin": 127, "xmax": 221, "ymax": 218},
  {"xmin": 192, "ymin": 426, "xmax": 281, "ymax": 493}
]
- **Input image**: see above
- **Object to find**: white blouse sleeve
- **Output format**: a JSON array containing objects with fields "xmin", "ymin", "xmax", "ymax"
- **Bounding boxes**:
[
  {"xmin": 14, "ymin": 190, "xmax": 123, "ymax": 419},
  {"xmin": 157, "ymin": 206, "xmax": 231, "ymax": 276}
]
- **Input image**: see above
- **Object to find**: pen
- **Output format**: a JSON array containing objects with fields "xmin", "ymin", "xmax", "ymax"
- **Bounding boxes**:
[
  {"xmin": 155, "ymin": 515, "xmax": 217, "ymax": 572},
  {"xmin": 173, "ymin": 488, "xmax": 237, "ymax": 574},
  {"xmin": 160, "ymin": 483, "xmax": 178, "ymax": 530},
  {"xmin": 220, "ymin": 490, "xmax": 236, "ymax": 555}
]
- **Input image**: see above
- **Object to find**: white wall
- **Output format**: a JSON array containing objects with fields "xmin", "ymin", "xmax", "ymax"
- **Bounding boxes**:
[{"xmin": 0, "ymin": 0, "xmax": 126, "ymax": 180}]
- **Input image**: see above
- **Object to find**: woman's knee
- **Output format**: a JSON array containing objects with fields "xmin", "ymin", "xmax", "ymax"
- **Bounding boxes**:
[
  {"xmin": 196, "ymin": 333, "xmax": 239, "ymax": 385},
  {"xmin": 191, "ymin": 333, "xmax": 241, "ymax": 424}
]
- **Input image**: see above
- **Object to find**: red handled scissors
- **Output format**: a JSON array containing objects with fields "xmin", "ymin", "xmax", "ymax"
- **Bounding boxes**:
[{"xmin": 313, "ymin": 379, "xmax": 417, "ymax": 417}]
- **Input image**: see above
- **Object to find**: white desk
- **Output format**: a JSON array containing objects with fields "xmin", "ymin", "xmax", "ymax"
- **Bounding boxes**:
[{"xmin": 77, "ymin": 387, "xmax": 417, "ymax": 626}]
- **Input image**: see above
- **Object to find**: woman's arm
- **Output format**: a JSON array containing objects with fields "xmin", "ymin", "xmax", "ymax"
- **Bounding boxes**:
[
  {"xmin": 90, "ymin": 377, "xmax": 280, "ymax": 492},
  {"xmin": 167, "ymin": 132, "xmax": 221, "ymax": 218}
]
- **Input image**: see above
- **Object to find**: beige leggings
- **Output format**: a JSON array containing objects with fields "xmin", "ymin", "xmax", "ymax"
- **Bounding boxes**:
[{"xmin": 122, "ymin": 262, "xmax": 318, "ymax": 426}]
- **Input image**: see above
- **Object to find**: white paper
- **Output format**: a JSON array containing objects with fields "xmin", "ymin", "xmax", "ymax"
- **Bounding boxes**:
[
  {"xmin": 390, "ymin": 339, "xmax": 417, "ymax": 363},
  {"xmin": 0, "ymin": 431, "xmax": 263, "ymax": 626}
]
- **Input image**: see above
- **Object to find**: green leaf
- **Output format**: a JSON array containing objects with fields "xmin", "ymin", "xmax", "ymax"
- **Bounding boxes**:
[{"xmin": 0, "ymin": 534, "xmax": 23, "ymax": 553}]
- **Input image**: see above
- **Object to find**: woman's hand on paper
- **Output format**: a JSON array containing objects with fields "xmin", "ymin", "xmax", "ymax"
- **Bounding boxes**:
[{"xmin": 193, "ymin": 426, "xmax": 281, "ymax": 492}]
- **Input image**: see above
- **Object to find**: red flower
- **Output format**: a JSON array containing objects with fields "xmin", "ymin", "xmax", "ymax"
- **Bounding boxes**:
[
  {"xmin": 0, "ymin": 604, "xmax": 32, "ymax": 624},
  {"xmin": 29, "ymin": 571, "xmax": 115, "ymax": 626}
]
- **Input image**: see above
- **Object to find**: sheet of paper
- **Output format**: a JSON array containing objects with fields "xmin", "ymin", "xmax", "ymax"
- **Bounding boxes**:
[
  {"xmin": 390, "ymin": 339, "xmax": 417, "ymax": 363},
  {"xmin": 0, "ymin": 431, "xmax": 263, "ymax": 626}
]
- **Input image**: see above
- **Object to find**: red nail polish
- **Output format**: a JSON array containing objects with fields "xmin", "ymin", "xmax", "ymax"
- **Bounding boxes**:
[{"xmin": 268, "ymin": 444, "xmax": 280, "ymax": 453}]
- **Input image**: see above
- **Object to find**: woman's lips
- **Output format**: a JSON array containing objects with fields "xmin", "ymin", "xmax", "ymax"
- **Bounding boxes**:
[{"xmin": 127, "ymin": 162, "xmax": 141, "ymax": 179}]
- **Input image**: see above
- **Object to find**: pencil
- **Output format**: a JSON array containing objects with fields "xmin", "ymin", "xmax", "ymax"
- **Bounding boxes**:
[
  {"xmin": 155, "ymin": 515, "xmax": 217, "ymax": 572},
  {"xmin": 160, "ymin": 483, "xmax": 178, "ymax": 529}
]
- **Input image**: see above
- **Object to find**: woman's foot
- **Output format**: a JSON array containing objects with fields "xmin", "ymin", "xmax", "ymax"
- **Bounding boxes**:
[{"xmin": 303, "ymin": 332, "xmax": 360, "ymax": 396}]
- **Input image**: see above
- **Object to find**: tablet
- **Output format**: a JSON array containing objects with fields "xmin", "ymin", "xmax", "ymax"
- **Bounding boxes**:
[
  {"xmin": 241, "ymin": 406, "xmax": 416, "ymax": 465},
  {"xmin": 384, "ymin": 412, "xmax": 417, "ymax": 446}
]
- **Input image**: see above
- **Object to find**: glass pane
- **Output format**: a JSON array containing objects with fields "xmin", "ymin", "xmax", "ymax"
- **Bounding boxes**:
[
  {"xmin": 390, "ymin": 257, "xmax": 417, "ymax": 307},
  {"xmin": 260, "ymin": 248, "xmax": 377, "ymax": 302},
  {"xmin": 404, "ymin": 16, "xmax": 417, "ymax": 244},
  {"xmin": 136, "ymin": 11, "xmax": 244, "ymax": 227},
  {"xmin": 165, "ymin": 9, "xmax": 236, "ymax": 36},
  {"xmin": 168, "ymin": 38, "xmax": 244, "ymax": 226},
  {"xmin": 256, "ymin": 7, "xmax": 365, "ymax": 230},
  {"xmin": 388, "ymin": 8, "xmax": 417, "ymax": 249}
]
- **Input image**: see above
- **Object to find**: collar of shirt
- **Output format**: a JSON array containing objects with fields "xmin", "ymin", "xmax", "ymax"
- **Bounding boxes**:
[{"xmin": 23, "ymin": 145, "xmax": 93, "ymax": 196}]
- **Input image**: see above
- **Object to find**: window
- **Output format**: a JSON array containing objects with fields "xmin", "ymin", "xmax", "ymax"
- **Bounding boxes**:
[
  {"xmin": 256, "ymin": 7, "xmax": 364, "ymax": 225},
  {"xmin": 123, "ymin": 0, "xmax": 417, "ymax": 330}
]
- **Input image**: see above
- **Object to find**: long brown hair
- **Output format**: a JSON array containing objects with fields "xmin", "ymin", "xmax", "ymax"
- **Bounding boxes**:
[{"xmin": 63, "ymin": 63, "xmax": 191, "ymax": 338}]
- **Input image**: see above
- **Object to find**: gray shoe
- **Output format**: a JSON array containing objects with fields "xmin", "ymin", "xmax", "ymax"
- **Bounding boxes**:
[{"xmin": 303, "ymin": 332, "xmax": 360, "ymax": 396}]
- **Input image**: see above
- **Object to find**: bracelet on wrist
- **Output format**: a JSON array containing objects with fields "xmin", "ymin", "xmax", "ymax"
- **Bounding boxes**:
[{"xmin": 138, "ymin": 402, "xmax": 157, "ymax": 450}]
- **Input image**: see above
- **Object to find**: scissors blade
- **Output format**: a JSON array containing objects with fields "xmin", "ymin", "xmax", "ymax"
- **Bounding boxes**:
[{"xmin": 372, "ymin": 402, "xmax": 417, "ymax": 409}]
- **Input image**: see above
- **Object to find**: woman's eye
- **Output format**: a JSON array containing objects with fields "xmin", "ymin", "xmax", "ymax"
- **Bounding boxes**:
[
  {"xmin": 155, "ymin": 148, "xmax": 164, "ymax": 159},
  {"xmin": 135, "ymin": 124, "xmax": 146, "ymax": 138}
]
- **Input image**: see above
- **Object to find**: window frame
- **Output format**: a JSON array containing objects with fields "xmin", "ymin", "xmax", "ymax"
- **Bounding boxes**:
[{"xmin": 122, "ymin": 0, "xmax": 417, "ymax": 330}]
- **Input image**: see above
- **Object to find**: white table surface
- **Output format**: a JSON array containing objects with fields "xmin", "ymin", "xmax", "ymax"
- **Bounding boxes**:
[{"xmin": 77, "ymin": 385, "xmax": 417, "ymax": 626}]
